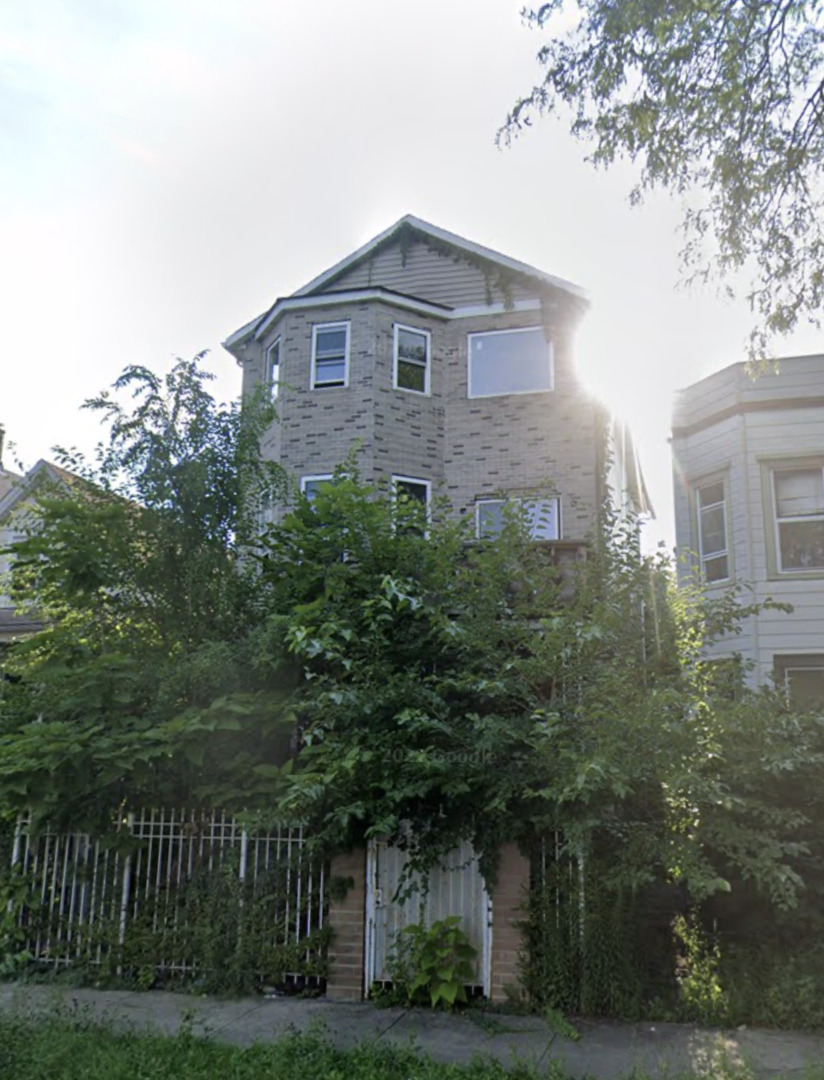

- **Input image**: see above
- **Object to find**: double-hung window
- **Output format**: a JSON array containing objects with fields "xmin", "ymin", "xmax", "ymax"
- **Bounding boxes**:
[
  {"xmin": 476, "ymin": 497, "xmax": 561, "ymax": 540},
  {"xmin": 265, "ymin": 338, "xmax": 281, "ymax": 400},
  {"xmin": 771, "ymin": 465, "xmax": 824, "ymax": 572},
  {"xmin": 394, "ymin": 324, "xmax": 430, "ymax": 394},
  {"xmin": 311, "ymin": 323, "xmax": 349, "ymax": 389},
  {"xmin": 696, "ymin": 480, "xmax": 729, "ymax": 582},
  {"xmin": 467, "ymin": 326, "xmax": 553, "ymax": 398}
]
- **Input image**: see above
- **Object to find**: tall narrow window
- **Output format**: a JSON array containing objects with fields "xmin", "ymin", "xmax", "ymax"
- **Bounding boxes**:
[
  {"xmin": 696, "ymin": 481, "xmax": 729, "ymax": 582},
  {"xmin": 773, "ymin": 467, "xmax": 824, "ymax": 572},
  {"xmin": 311, "ymin": 323, "xmax": 349, "ymax": 389},
  {"xmin": 265, "ymin": 338, "xmax": 280, "ymax": 400},
  {"xmin": 394, "ymin": 325, "xmax": 430, "ymax": 394}
]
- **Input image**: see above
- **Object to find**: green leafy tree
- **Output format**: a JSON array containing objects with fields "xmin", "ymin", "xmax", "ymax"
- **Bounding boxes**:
[
  {"xmin": 502, "ymin": 1, "xmax": 824, "ymax": 356},
  {"xmin": 0, "ymin": 356, "xmax": 292, "ymax": 829}
]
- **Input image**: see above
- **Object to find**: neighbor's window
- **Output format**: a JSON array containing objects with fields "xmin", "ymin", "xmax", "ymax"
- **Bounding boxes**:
[
  {"xmin": 772, "ymin": 467, "xmax": 824, "ymax": 572},
  {"xmin": 775, "ymin": 655, "xmax": 824, "ymax": 709},
  {"xmin": 476, "ymin": 497, "xmax": 560, "ymax": 540},
  {"xmin": 301, "ymin": 474, "xmax": 335, "ymax": 502},
  {"xmin": 265, "ymin": 338, "xmax": 281, "ymax": 400},
  {"xmin": 467, "ymin": 327, "xmax": 552, "ymax": 398},
  {"xmin": 696, "ymin": 480, "xmax": 729, "ymax": 582},
  {"xmin": 311, "ymin": 323, "xmax": 349, "ymax": 389},
  {"xmin": 394, "ymin": 324, "xmax": 430, "ymax": 394}
]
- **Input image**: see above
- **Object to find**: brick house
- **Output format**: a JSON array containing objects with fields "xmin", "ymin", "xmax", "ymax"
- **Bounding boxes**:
[
  {"xmin": 672, "ymin": 353, "xmax": 824, "ymax": 704},
  {"xmin": 223, "ymin": 214, "xmax": 650, "ymax": 1002}
]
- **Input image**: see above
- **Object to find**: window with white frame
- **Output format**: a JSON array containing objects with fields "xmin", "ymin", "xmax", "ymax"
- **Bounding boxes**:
[
  {"xmin": 394, "ymin": 324, "xmax": 430, "ymax": 394},
  {"xmin": 467, "ymin": 327, "xmax": 552, "ymax": 398},
  {"xmin": 301, "ymin": 474, "xmax": 335, "ymax": 502},
  {"xmin": 311, "ymin": 323, "xmax": 349, "ymax": 389},
  {"xmin": 393, "ymin": 475, "xmax": 430, "ymax": 508},
  {"xmin": 771, "ymin": 466, "xmax": 824, "ymax": 572},
  {"xmin": 696, "ymin": 480, "xmax": 729, "ymax": 582},
  {"xmin": 265, "ymin": 338, "xmax": 281, "ymax": 400},
  {"xmin": 476, "ymin": 497, "xmax": 560, "ymax": 541},
  {"xmin": 775, "ymin": 655, "xmax": 824, "ymax": 708}
]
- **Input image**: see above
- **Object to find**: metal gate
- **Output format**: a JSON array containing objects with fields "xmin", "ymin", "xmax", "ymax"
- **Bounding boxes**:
[{"xmin": 364, "ymin": 838, "xmax": 491, "ymax": 996}]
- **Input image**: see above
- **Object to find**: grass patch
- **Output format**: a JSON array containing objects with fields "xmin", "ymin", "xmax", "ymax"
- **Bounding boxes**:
[{"xmin": 0, "ymin": 1011, "xmax": 822, "ymax": 1080}]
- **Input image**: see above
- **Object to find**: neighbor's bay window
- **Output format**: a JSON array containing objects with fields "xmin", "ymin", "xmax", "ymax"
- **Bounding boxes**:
[
  {"xmin": 772, "ymin": 466, "xmax": 824, "ymax": 572},
  {"xmin": 696, "ymin": 480, "xmax": 729, "ymax": 582}
]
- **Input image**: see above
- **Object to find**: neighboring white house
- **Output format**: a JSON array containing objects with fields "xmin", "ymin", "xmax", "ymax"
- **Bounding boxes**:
[
  {"xmin": 672, "ymin": 353, "xmax": 824, "ymax": 703},
  {"xmin": 0, "ymin": 458, "xmax": 78, "ymax": 645}
]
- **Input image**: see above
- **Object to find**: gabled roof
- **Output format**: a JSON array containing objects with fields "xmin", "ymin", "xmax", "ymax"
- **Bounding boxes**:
[
  {"xmin": 294, "ymin": 214, "xmax": 587, "ymax": 300},
  {"xmin": 0, "ymin": 459, "xmax": 82, "ymax": 522},
  {"xmin": 223, "ymin": 214, "xmax": 587, "ymax": 353}
]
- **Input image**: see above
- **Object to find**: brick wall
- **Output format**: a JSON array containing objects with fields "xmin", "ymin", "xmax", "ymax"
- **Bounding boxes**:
[
  {"xmin": 325, "ymin": 848, "xmax": 366, "ymax": 1001},
  {"xmin": 489, "ymin": 841, "xmax": 529, "ymax": 1003}
]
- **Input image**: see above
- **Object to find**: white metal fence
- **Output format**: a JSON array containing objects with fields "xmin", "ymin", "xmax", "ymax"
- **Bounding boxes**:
[{"xmin": 10, "ymin": 809, "xmax": 328, "ymax": 986}]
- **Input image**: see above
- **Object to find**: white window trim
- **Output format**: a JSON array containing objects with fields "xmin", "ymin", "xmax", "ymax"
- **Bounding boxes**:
[
  {"xmin": 265, "ymin": 337, "xmax": 281, "ymax": 400},
  {"xmin": 393, "ymin": 323, "xmax": 431, "ymax": 395},
  {"xmin": 695, "ymin": 479, "xmax": 730, "ymax": 584},
  {"xmin": 475, "ymin": 496, "xmax": 562, "ymax": 540},
  {"xmin": 467, "ymin": 325, "xmax": 554, "ymax": 399},
  {"xmin": 300, "ymin": 474, "xmax": 335, "ymax": 499},
  {"xmin": 392, "ymin": 474, "xmax": 431, "ymax": 520},
  {"xmin": 772, "ymin": 464, "xmax": 824, "ymax": 574},
  {"xmin": 311, "ymin": 321, "xmax": 350, "ymax": 390}
]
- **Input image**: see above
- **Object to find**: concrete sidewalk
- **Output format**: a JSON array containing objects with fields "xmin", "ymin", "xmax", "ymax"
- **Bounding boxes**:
[{"xmin": 2, "ymin": 983, "xmax": 824, "ymax": 1077}]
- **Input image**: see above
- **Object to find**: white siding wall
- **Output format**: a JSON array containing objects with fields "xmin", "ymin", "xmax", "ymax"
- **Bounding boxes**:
[{"xmin": 672, "ymin": 355, "xmax": 824, "ymax": 686}]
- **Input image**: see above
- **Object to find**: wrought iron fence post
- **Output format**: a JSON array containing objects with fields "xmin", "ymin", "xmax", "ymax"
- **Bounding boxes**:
[{"xmin": 117, "ymin": 812, "xmax": 135, "ymax": 976}]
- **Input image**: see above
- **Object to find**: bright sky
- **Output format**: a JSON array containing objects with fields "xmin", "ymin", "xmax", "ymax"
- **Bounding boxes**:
[{"xmin": 2, "ymin": 0, "xmax": 821, "ymax": 551}]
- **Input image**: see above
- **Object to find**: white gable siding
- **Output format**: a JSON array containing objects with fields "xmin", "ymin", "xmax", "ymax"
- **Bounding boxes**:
[{"xmin": 326, "ymin": 239, "xmax": 539, "ymax": 309}]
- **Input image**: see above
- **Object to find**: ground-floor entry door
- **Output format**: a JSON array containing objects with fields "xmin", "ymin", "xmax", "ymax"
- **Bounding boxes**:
[{"xmin": 364, "ymin": 838, "xmax": 491, "ymax": 997}]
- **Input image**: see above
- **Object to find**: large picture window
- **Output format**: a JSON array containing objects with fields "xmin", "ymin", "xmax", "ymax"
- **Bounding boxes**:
[
  {"xmin": 772, "ymin": 466, "xmax": 824, "ymax": 572},
  {"xmin": 394, "ymin": 325, "xmax": 430, "ymax": 394},
  {"xmin": 476, "ymin": 497, "xmax": 560, "ymax": 540},
  {"xmin": 467, "ymin": 327, "xmax": 553, "ymax": 398},
  {"xmin": 311, "ymin": 323, "xmax": 349, "ymax": 389},
  {"xmin": 696, "ymin": 480, "xmax": 729, "ymax": 582}
]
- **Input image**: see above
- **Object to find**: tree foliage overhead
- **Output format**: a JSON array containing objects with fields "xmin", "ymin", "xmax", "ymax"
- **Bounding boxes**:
[{"xmin": 502, "ymin": 0, "xmax": 824, "ymax": 355}]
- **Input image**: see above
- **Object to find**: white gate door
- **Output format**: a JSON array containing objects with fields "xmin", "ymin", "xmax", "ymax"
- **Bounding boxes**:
[{"xmin": 364, "ymin": 838, "xmax": 491, "ymax": 997}]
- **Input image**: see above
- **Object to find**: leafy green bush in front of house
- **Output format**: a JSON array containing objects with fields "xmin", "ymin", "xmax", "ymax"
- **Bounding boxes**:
[{"xmin": 388, "ymin": 916, "xmax": 478, "ymax": 1010}]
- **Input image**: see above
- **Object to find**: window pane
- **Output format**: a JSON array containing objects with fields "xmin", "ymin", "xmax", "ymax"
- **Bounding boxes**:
[
  {"xmin": 526, "ymin": 499, "xmax": 559, "ymax": 540},
  {"xmin": 315, "ymin": 359, "xmax": 346, "ymax": 385},
  {"xmin": 778, "ymin": 520, "xmax": 824, "ymax": 569},
  {"xmin": 316, "ymin": 328, "xmax": 347, "ymax": 357},
  {"xmin": 477, "ymin": 501, "xmax": 506, "ymax": 538},
  {"xmin": 700, "ymin": 504, "xmax": 726, "ymax": 556},
  {"xmin": 397, "ymin": 328, "xmax": 427, "ymax": 364},
  {"xmin": 698, "ymin": 482, "xmax": 724, "ymax": 507},
  {"xmin": 786, "ymin": 667, "xmax": 824, "ymax": 708},
  {"xmin": 704, "ymin": 554, "xmax": 729, "ymax": 582},
  {"xmin": 469, "ymin": 328, "xmax": 551, "ymax": 396},
  {"xmin": 397, "ymin": 359, "xmax": 426, "ymax": 392},
  {"xmin": 396, "ymin": 480, "xmax": 428, "ymax": 505},
  {"xmin": 775, "ymin": 469, "xmax": 824, "ymax": 518},
  {"xmin": 303, "ymin": 477, "xmax": 334, "ymax": 502}
]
